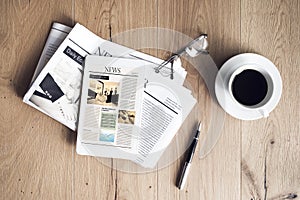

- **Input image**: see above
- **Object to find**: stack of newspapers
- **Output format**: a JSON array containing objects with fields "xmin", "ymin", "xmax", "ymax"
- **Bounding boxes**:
[{"xmin": 23, "ymin": 22, "xmax": 196, "ymax": 168}]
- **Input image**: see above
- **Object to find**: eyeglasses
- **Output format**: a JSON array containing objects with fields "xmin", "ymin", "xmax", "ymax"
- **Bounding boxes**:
[{"xmin": 154, "ymin": 34, "xmax": 209, "ymax": 79}]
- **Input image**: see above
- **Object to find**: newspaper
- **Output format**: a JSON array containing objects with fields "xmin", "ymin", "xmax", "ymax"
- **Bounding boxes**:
[
  {"xmin": 23, "ymin": 23, "xmax": 196, "ymax": 168},
  {"xmin": 77, "ymin": 56, "xmax": 196, "ymax": 168},
  {"xmin": 23, "ymin": 23, "xmax": 186, "ymax": 131}
]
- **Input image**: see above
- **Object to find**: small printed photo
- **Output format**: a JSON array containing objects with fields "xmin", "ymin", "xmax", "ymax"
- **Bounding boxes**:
[
  {"xmin": 99, "ymin": 133, "xmax": 115, "ymax": 142},
  {"xmin": 87, "ymin": 79, "xmax": 119, "ymax": 107},
  {"xmin": 118, "ymin": 110, "xmax": 136, "ymax": 124},
  {"xmin": 29, "ymin": 73, "xmax": 79, "ymax": 122}
]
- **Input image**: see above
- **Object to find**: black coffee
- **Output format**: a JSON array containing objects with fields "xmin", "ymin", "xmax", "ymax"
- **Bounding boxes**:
[{"xmin": 231, "ymin": 69, "xmax": 268, "ymax": 106}]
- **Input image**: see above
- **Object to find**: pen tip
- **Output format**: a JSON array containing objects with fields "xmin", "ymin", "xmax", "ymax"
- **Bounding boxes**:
[{"xmin": 198, "ymin": 122, "xmax": 202, "ymax": 131}]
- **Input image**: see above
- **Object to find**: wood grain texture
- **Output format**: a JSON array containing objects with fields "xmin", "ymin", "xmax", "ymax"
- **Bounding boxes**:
[{"xmin": 0, "ymin": 0, "xmax": 299, "ymax": 199}]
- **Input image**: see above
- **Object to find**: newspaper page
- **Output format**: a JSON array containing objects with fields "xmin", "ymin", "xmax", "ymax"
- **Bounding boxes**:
[
  {"xmin": 77, "ymin": 56, "xmax": 146, "ymax": 161},
  {"xmin": 133, "ymin": 67, "xmax": 197, "ymax": 168}
]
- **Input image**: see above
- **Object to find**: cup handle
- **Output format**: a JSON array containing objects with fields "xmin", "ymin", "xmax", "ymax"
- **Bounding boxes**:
[{"xmin": 259, "ymin": 109, "xmax": 269, "ymax": 118}]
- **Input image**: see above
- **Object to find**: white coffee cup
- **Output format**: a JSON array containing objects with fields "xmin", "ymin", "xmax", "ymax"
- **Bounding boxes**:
[
  {"xmin": 215, "ymin": 53, "xmax": 282, "ymax": 120},
  {"xmin": 228, "ymin": 64, "xmax": 274, "ymax": 118}
]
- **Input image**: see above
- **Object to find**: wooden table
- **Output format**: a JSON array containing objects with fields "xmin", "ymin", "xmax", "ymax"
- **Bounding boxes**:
[{"xmin": 1, "ymin": 0, "xmax": 299, "ymax": 199}]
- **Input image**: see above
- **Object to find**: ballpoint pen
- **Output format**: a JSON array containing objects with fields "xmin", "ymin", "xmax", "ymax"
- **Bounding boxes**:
[{"xmin": 177, "ymin": 122, "xmax": 202, "ymax": 190}]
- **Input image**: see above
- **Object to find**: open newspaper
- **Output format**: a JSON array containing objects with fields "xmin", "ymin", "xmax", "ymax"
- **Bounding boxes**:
[
  {"xmin": 78, "ymin": 56, "xmax": 196, "ymax": 168},
  {"xmin": 23, "ymin": 23, "xmax": 186, "ymax": 131}
]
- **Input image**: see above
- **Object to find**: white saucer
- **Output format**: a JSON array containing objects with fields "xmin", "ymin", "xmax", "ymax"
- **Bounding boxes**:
[{"xmin": 215, "ymin": 53, "xmax": 282, "ymax": 120}]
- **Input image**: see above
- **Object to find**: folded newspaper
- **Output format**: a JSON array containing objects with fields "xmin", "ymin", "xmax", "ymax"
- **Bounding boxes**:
[{"xmin": 23, "ymin": 22, "xmax": 197, "ymax": 168}]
